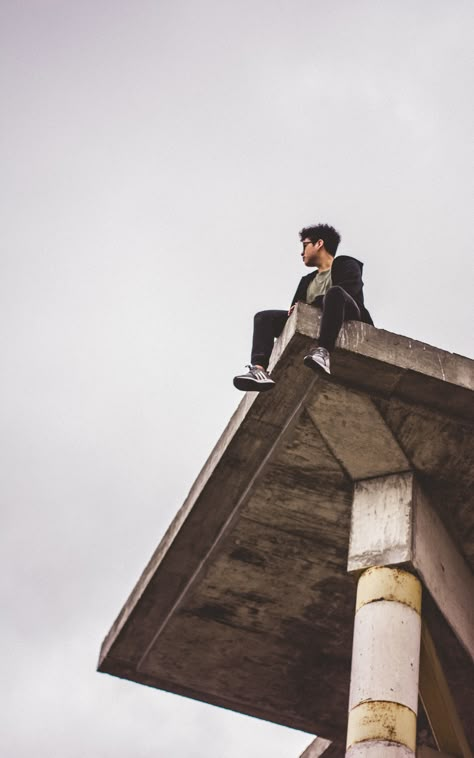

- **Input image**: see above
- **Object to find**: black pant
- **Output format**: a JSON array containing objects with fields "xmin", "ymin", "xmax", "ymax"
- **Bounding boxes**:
[{"xmin": 251, "ymin": 286, "xmax": 361, "ymax": 368}]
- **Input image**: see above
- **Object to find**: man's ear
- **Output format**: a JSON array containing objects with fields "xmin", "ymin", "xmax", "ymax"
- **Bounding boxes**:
[{"xmin": 316, "ymin": 239, "xmax": 323, "ymax": 250}]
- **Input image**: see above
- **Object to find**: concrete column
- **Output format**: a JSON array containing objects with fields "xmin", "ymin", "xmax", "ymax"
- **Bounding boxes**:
[{"xmin": 346, "ymin": 566, "xmax": 422, "ymax": 758}]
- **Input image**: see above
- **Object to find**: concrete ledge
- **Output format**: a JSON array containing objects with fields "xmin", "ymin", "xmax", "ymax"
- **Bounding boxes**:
[{"xmin": 288, "ymin": 305, "xmax": 474, "ymax": 419}]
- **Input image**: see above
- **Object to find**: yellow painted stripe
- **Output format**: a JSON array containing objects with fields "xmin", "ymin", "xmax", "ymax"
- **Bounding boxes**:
[
  {"xmin": 347, "ymin": 701, "xmax": 416, "ymax": 751},
  {"xmin": 356, "ymin": 566, "xmax": 421, "ymax": 614}
]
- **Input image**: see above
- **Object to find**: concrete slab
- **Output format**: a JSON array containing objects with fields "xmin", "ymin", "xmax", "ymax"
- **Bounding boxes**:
[{"xmin": 98, "ymin": 305, "xmax": 474, "ymax": 753}]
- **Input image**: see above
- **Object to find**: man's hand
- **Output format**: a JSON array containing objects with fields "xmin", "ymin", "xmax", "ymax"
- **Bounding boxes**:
[{"xmin": 288, "ymin": 304, "xmax": 296, "ymax": 316}]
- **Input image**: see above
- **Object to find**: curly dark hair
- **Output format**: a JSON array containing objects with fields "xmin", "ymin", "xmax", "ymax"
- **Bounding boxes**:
[{"xmin": 299, "ymin": 223, "xmax": 341, "ymax": 256}]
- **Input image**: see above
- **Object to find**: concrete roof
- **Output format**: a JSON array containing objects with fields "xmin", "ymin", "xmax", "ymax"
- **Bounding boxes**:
[{"xmin": 98, "ymin": 305, "xmax": 474, "ymax": 754}]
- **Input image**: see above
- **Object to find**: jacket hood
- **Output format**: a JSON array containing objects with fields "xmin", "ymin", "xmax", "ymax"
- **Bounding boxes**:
[{"xmin": 332, "ymin": 254, "xmax": 364, "ymax": 269}]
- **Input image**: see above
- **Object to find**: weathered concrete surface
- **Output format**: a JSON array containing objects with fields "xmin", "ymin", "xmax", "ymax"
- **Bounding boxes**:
[
  {"xmin": 349, "ymin": 472, "xmax": 414, "ymax": 571},
  {"xmin": 98, "ymin": 305, "xmax": 474, "ymax": 754},
  {"xmin": 346, "ymin": 568, "xmax": 422, "ymax": 756},
  {"xmin": 349, "ymin": 601, "xmax": 421, "ymax": 713}
]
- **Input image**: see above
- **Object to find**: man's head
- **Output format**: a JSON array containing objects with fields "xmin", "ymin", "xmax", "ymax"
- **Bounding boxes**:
[{"xmin": 299, "ymin": 223, "xmax": 341, "ymax": 269}]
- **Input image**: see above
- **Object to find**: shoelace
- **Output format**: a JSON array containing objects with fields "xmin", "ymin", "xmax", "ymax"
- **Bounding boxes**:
[
  {"xmin": 247, "ymin": 365, "xmax": 270, "ymax": 381},
  {"xmin": 311, "ymin": 348, "xmax": 329, "ymax": 360}
]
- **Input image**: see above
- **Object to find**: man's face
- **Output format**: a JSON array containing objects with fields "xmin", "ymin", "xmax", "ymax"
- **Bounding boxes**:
[{"xmin": 301, "ymin": 237, "xmax": 324, "ymax": 267}]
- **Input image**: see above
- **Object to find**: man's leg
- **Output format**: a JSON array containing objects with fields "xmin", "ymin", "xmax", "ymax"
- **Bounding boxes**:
[
  {"xmin": 318, "ymin": 286, "xmax": 361, "ymax": 351},
  {"xmin": 251, "ymin": 309, "xmax": 289, "ymax": 369},
  {"xmin": 234, "ymin": 309, "xmax": 288, "ymax": 392},
  {"xmin": 304, "ymin": 287, "xmax": 361, "ymax": 375}
]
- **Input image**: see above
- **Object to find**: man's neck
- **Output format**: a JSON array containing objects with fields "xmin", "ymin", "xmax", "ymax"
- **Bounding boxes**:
[{"xmin": 317, "ymin": 253, "xmax": 333, "ymax": 272}]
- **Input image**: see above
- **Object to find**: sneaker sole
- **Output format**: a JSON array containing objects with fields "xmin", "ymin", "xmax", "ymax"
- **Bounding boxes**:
[
  {"xmin": 303, "ymin": 355, "xmax": 331, "ymax": 375},
  {"xmin": 233, "ymin": 377, "xmax": 275, "ymax": 392}
]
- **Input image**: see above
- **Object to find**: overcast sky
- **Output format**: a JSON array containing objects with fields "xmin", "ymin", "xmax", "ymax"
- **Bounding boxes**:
[{"xmin": 1, "ymin": 1, "xmax": 473, "ymax": 756}]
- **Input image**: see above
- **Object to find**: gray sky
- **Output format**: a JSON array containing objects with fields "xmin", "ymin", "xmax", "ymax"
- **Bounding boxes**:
[{"xmin": 1, "ymin": 1, "xmax": 473, "ymax": 756}]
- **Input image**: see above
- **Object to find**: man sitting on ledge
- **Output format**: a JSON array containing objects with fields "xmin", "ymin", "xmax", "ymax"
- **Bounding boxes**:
[{"xmin": 233, "ymin": 223, "xmax": 373, "ymax": 392}]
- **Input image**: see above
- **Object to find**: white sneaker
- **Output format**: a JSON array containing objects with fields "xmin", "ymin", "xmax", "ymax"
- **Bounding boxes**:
[
  {"xmin": 233, "ymin": 365, "xmax": 276, "ymax": 392},
  {"xmin": 303, "ymin": 347, "xmax": 331, "ymax": 375}
]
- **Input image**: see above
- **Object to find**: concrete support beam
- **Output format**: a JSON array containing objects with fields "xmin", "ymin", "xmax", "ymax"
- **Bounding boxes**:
[
  {"xmin": 348, "ymin": 472, "xmax": 474, "ymax": 661},
  {"xmin": 417, "ymin": 748, "xmax": 457, "ymax": 758},
  {"xmin": 346, "ymin": 567, "xmax": 422, "ymax": 757},
  {"xmin": 299, "ymin": 737, "xmax": 338, "ymax": 757},
  {"xmin": 305, "ymin": 382, "xmax": 410, "ymax": 480},
  {"xmin": 348, "ymin": 471, "xmax": 414, "ymax": 570},
  {"xmin": 413, "ymin": 486, "xmax": 474, "ymax": 663},
  {"xmin": 419, "ymin": 622, "xmax": 473, "ymax": 758}
]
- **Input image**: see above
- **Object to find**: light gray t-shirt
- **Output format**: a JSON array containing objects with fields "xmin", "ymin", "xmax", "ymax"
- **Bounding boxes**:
[{"xmin": 305, "ymin": 268, "xmax": 332, "ymax": 304}]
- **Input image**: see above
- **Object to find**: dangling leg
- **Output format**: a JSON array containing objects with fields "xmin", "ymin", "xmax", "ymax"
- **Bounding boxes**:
[
  {"xmin": 234, "ymin": 309, "xmax": 288, "ymax": 392},
  {"xmin": 250, "ymin": 309, "xmax": 289, "ymax": 369},
  {"xmin": 304, "ymin": 287, "xmax": 361, "ymax": 374}
]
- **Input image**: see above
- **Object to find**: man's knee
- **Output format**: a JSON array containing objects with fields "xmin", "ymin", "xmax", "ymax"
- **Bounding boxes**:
[
  {"xmin": 324, "ymin": 285, "xmax": 345, "ymax": 302},
  {"xmin": 323, "ymin": 286, "xmax": 349, "ymax": 312},
  {"xmin": 254, "ymin": 309, "xmax": 276, "ymax": 326},
  {"xmin": 324, "ymin": 286, "xmax": 360, "ymax": 320}
]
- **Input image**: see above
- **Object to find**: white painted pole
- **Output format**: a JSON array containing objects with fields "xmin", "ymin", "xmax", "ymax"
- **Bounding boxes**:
[{"xmin": 346, "ymin": 566, "xmax": 422, "ymax": 757}]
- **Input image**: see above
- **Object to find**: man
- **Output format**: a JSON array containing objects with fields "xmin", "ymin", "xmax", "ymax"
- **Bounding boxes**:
[{"xmin": 233, "ymin": 223, "xmax": 373, "ymax": 391}]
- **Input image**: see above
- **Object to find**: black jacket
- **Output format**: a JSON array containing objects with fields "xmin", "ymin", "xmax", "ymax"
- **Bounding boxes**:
[{"xmin": 291, "ymin": 255, "xmax": 373, "ymax": 325}]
